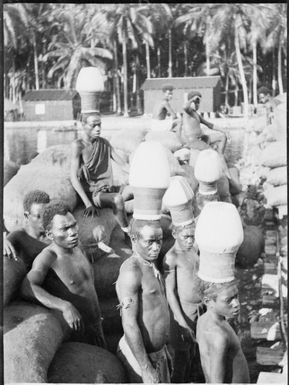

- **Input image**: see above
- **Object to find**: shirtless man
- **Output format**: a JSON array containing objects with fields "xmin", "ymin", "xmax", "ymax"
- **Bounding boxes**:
[
  {"xmin": 196, "ymin": 280, "xmax": 250, "ymax": 383},
  {"xmin": 3, "ymin": 190, "xmax": 50, "ymax": 266},
  {"xmin": 116, "ymin": 219, "xmax": 172, "ymax": 383},
  {"xmin": 154, "ymin": 84, "xmax": 177, "ymax": 121},
  {"xmin": 21, "ymin": 202, "xmax": 106, "ymax": 348},
  {"xmin": 163, "ymin": 221, "xmax": 205, "ymax": 383},
  {"xmin": 182, "ymin": 91, "xmax": 228, "ymax": 154},
  {"xmin": 70, "ymin": 113, "xmax": 131, "ymax": 245}
]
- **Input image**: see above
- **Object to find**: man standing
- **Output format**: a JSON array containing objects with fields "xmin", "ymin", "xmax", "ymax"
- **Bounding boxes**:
[
  {"xmin": 154, "ymin": 84, "xmax": 177, "ymax": 121},
  {"xmin": 21, "ymin": 202, "xmax": 106, "ymax": 348},
  {"xmin": 70, "ymin": 113, "xmax": 131, "ymax": 245},
  {"xmin": 182, "ymin": 91, "xmax": 228, "ymax": 154},
  {"xmin": 162, "ymin": 176, "xmax": 205, "ymax": 382},
  {"xmin": 116, "ymin": 218, "xmax": 172, "ymax": 383}
]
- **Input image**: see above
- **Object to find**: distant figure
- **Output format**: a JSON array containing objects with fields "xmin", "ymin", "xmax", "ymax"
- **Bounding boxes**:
[
  {"xmin": 3, "ymin": 190, "xmax": 50, "ymax": 267},
  {"xmin": 116, "ymin": 219, "xmax": 172, "ymax": 383},
  {"xmin": 70, "ymin": 113, "xmax": 132, "ymax": 245},
  {"xmin": 182, "ymin": 91, "xmax": 228, "ymax": 154},
  {"xmin": 257, "ymin": 86, "xmax": 275, "ymax": 124},
  {"xmin": 197, "ymin": 280, "xmax": 250, "ymax": 383},
  {"xmin": 21, "ymin": 202, "xmax": 107, "ymax": 348},
  {"xmin": 154, "ymin": 84, "xmax": 177, "ymax": 121}
]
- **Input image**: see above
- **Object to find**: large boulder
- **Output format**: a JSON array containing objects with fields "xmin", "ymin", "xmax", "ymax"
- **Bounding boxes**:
[
  {"xmin": 3, "ymin": 256, "xmax": 27, "ymax": 307},
  {"xmin": 3, "ymin": 160, "xmax": 20, "ymax": 186},
  {"xmin": 47, "ymin": 342, "xmax": 126, "ymax": 383},
  {"xmin": 264, "ymin": 184, "xmax": 287, "ymax": 207},
  {"xmin": 110, "ymin": 127, "xmax": 147, "ymax": 155},
  {"xmin": 236, "ymin": 225, "xmax": 264, "ymax": 268},
  {"xmin": 260, "ymin": 141, "xmax": 287, "ymax": 168},
  {"xmin": 4, "ymin": 301, "xmax": 69, "ymax": 383},
  {"xmin": 266, "ymin": 166, "xmax": 287, "ymax": 187},
  {"xmin": 145, "ymin": 130, "xmax": 183, "ymax": 153}
]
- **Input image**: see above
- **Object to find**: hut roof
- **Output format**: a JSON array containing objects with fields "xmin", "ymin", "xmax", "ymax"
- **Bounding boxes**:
[
  {"xmin": 23, "ymin": 89, "xmax": 79, "ymax": 101},
  {"xmin": 141, "ymin": 76, "xmax": 221, "ymax": 90}
]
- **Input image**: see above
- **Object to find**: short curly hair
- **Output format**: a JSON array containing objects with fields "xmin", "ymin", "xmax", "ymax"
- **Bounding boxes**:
[
  {"xmin": 23, "ymin": 190, "xmax": 50, "ymax": 213},
  {"xmin": 129, "ymin": 218, "xmax": 162, "ymax": 240},
  {"xmin": 258, "ymin": 86, "xmax": 271, "ymax": 96},
  {"xmin": 187, "ymin": 91, "xmax": 202, "ymax": 101},
  {"xmin": 171, "ymin": 220, "xmax": 195, "ymax": 235},
  {"xmin": 202, "ymin": 279, "xmax": 239, "ymax": 301},
  {"xmin": 42, "ymin": 201, "xmax": 71, "ymax": 231}
]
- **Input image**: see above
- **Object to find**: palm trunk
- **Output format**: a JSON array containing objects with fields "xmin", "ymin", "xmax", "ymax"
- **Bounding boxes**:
[
  {"xmin": 206, "ymin": 41, "xmax": 210, "ymax": 76},
  {"xmin": 277, "ymin": 39, "xmax": 283, "ymax": 94},
  {"xmin": 235, "ymin": 23, "xmax": 249, "ymax": 117},
  {"xmin": 252, "ymin": 40, "xmax": 258, "ymax": 108},
  {"xmin": 33, "ymin": 33, "xmax": 39, "ymax": 90},
  {"xmin": 184, "ymin": 41, "xmax": 188, "ymax": 77},
  {"xmin": 272, "ymin": 50, "xmax": 277, "ymax": 97},
  {"xmin": 122, "ymin": 39, "xmax": 129, "ymax": 117},
  {"xmin": 168, "ymin": 29, "xmax": 172, "ymax": 77},
  {"xmin": 113, "ymin": 39, "xmax": 121, "ymax": 114},
  {"xmin": 157, "ymin": 45, "xmax": 161, "ymax": 77},
  {"xmin": 234, "ymin": 84, "xmax": 239, "ymax": 106},
  {"xmin": 225, "ymin": 74, "xmax": 229, "ymax": 107},
  {"xmin": 145, "ymin": 42, "xmax": 151, "ymax": 79}
]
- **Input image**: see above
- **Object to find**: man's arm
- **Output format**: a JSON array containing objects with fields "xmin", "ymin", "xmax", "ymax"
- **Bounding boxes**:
[
  {"xmin": 21, "ymin": 248, "xmax": 83, "ymax": 331},
  {"xmin": 208, "ymin": 333, "xmax": 228, "ymax": 382},
  {"xmin": 110, "ymin": 146, "xmax": 129, "ymax": 174},
  {"xmin": 163, "ymin": 253, "xmax": 194, "ymax": 340},
  {"xmin": 70, "ymin": 141, "xmax": 93, "ymax": 209},
  {"xmin": 164, "ymin": 100, "xmax": 177, "ymax": 119},
  {"xmin": 116, "ymin": 264, "xmax": 159, "ymax": 383}
]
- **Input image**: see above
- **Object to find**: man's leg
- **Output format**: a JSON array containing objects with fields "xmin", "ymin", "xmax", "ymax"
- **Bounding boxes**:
[{"xmin": 97, "ymin": 192, "xmax": 131, "ymax": 246}]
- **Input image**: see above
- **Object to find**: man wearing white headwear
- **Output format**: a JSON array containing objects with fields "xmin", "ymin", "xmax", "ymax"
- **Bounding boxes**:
[
  {"xmin": 116, "ymin": 142, "xmax": 173, "ymax": 383},
  {"xmin": 162, "ymin": 176, "xmax": 205, "ymax": 383},
  {"xmin": 195, "ymin": 202, "xmax": 250, "ymax": 383}
]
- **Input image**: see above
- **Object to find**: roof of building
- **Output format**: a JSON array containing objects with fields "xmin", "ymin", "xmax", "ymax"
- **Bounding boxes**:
[
  {"xmin": 23, "ymin": 89, "xmax": 79, "ymax": 101},
  {"xmin": 141, "ymin": 76, "xmax": 221, "ymax": 90}
]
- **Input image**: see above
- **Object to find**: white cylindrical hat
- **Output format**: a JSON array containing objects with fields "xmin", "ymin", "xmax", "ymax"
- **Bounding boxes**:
[
  {"xmin": 194, "ymin": 149, "xmax": 223, "ymax": 183},
  {"xmin": 195, "ymin": 202, "xmax": 244, "ymax": 283},
  {"xmin": 163, "ymin": 176, "xmax": 194, "ymax": 226},
  {"xmin": 130, "ymin": 141, "xmax": 170, "ymax": 220},
  {"xmin": 76, "ymin": 67, "xmax": 104, "ymax": 113}
]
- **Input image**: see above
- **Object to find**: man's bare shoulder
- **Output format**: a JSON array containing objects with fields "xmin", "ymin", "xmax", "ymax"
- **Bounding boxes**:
[
  {"xmin": 117, "ymin": 256, "xmax": 142, "ymax": 286},
  {"xmin": 71, "ymin": 138, "xmax": 84, "ymax": 153},
  {"xmin": 199, "ymin": 314, "xmax": 229, "ymax": 347},
  {"xmin": 163, "ymin": 247, "xmax": 178, "ymax": 268},
  {"xmin": 32, "ymin": 244, "xmax": 58, "ymax": 268}
]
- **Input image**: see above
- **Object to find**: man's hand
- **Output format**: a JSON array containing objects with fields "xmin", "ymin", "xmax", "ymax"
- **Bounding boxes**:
[
  {"xmin": 83, "ymin": 205, "xmax": 99, "ymax": 218},
  {"xmin": 62, "ymin": 302, "xmax": 83, "ymax": 331},
  {"xmin": 141, "ymin": 365, "xmax": 160, "ymax": 383},
  {"xmin": 3, "ymin": 233, "xmax": 18, "ymax": 261}
]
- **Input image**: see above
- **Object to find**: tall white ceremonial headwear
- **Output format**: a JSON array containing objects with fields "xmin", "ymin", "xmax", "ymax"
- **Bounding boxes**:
[
  {"xmin": 194, "ymin": 149, "xmax": 223, "ymax": 184},
  {"xmin": 163, "ymin": 176, "xmax": 194, "ymax": 226},
  {"xmin": 129, "ymin": 141, "xmax": 170, "ymax": 220},
  {"xmin": 76, "ymin": 67, "xmax": 104, "ymax": 113},
  {"xmin": 195, "ymin": 202, "xmax": 244, "ymax": 283}
]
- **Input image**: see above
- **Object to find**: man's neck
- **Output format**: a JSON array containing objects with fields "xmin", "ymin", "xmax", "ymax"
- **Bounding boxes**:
[
  {"xmin": 25, "ymin": 226, "xmax": 43, "ymax": 241},
  {"xmin": 207, "ymin": 307, "xmax": 226, "ymax": 323}
]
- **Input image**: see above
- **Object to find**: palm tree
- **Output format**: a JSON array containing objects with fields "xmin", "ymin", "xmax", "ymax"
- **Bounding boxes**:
[
  {"xmin": 100, "ymin": 4, "xmax": 153, "ymax": 116},
  {"xmin": 263, "ymin": 4, "xmax": 287, "ymax": 94},
  {"xmin": 44, "ymin": 5, "xmax": 112, "ymax": 89}
]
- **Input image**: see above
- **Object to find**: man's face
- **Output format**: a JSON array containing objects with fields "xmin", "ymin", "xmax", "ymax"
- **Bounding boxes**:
[
  {"xmin": 174, "ymin": 223, "xmax": 195, "ymax": 251},
  {"xmin": 25, "ymin": 203, "xmax": 47, "ymax": 236},
  {"xmin": 190, "ymin": 97, "xmax": 201, "ymax": 111},
  {"xmin": 164, "ymin": 90, "xmax": 173, "ymax": 101},
  {"xmin": 49, "ymin": 212, "xmax": 79, "ymax": 249},
  {"xmin": 258, "ymin": 93, "xmax": 269, "ymax": 104},
  {"xmin": 134, "ymin": 224, "xmax": 163, "ymax": 262},
  {"xmin": 210, "ymin": 284, "xmax": 240, "ymax": 319},
  {"xmin": 84, "ymin": 115, "xmax": 102, "ymax": 140}
]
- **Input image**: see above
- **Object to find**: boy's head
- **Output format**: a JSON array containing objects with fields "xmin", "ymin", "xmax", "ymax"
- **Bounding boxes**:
[
  {"xmin": 129, "ymin": 218, "xmax": 163, "ymax": 262},
  {"xmin": 162, "ymin": 84, "xmax": 174, "ymax": 100},
  {"xmin": 82, "ymin": 113, "xmax": 102, "ymax": 140},
  {"xmin": 258, "ymin": 86, "xmax": 271, "ymax": 104},
  {"xmin": 23, "ymin": 190, "xmax": 50, "ymax": 235},
  {"xmin": 187, "ymin": 91, "xmax": 202, "ymax": 111},
  {"xmin": 172, "ymin": 221, "xmax": 195, "ymax": 251},
  {"xmin": 202, "ymin": 279, "xmax": 240, "ymax": 319},
  {"xmin": 43, "ymin": 202, "xmax": 79, "ymax": 249}
]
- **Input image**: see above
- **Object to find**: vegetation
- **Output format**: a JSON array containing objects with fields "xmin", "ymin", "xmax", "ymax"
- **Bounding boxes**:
[{"xmin": 3, "ymin": 3, "xmax": 287, "ymax": 116}]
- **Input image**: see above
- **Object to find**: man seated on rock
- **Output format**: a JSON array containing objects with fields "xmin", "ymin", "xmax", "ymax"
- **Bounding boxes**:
[
  {"xmin": 3, "ymin": 190, "xmax": 50, "ymax": 267},
  {"xmin": 196, "ymin": 280, "xmax": 250, "ymax": 383},
  {"xmin": 163, "ymin": 221, "xmax": 205, "ymax": 383},
  {"xmin": 154, "ymin": 84, "xmax": 177, "ymax": 121},
  {"xmin": 21, "ymin": 201, "xmax": 107, "ymax": 348},
  {"xmin": 116, "ymin": 219, "xmax": 172, "ymax": 383},
  {"xmin": 181, "ymin": 91, "xmax": 228, "ymax": 154},
  {"xmin": 70, "ymin": 112, "xmax": 132, "ymax": 246}
]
